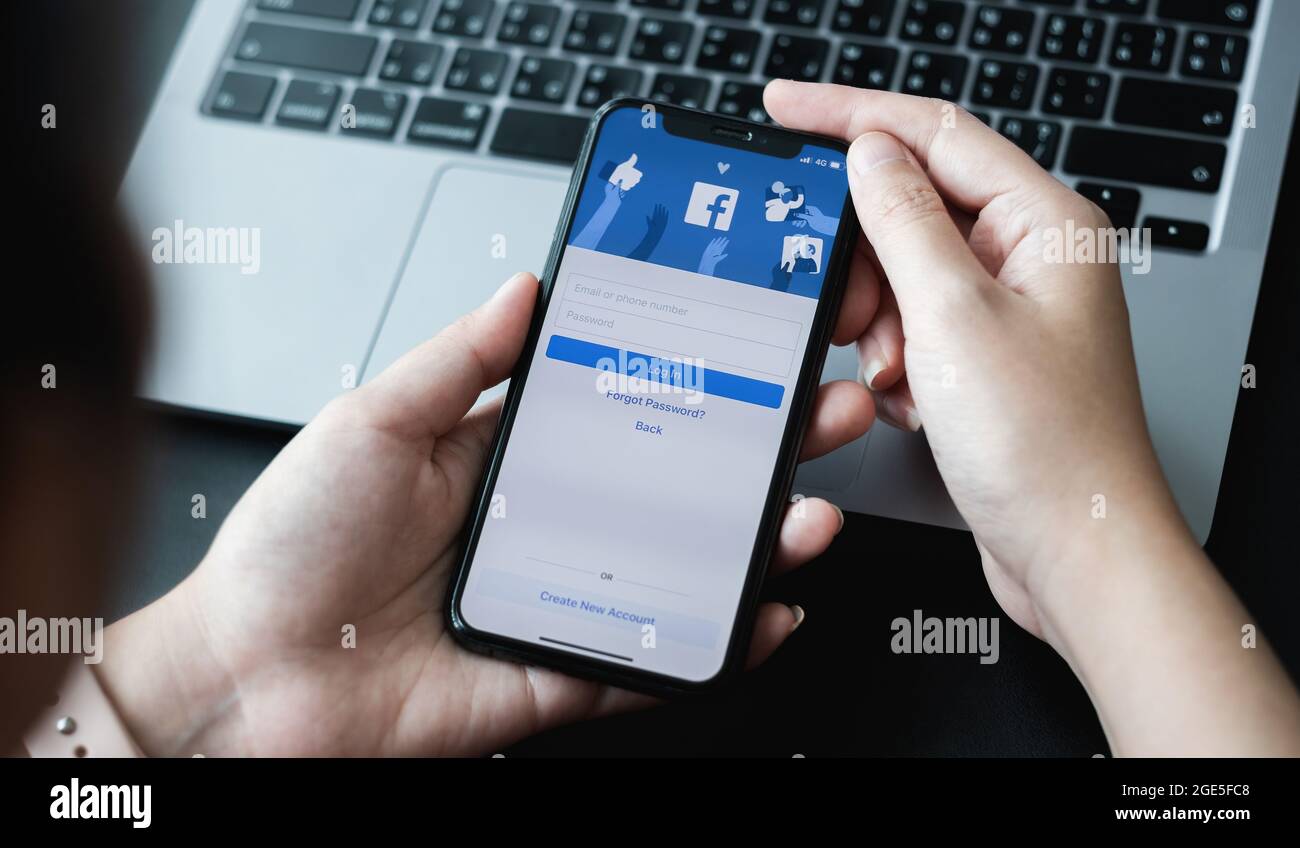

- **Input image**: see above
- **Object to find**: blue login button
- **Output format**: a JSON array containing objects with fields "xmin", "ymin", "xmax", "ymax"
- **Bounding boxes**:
[{"xmin": 545, "ymin": 334, "xmax": 785, "ymax": 409}]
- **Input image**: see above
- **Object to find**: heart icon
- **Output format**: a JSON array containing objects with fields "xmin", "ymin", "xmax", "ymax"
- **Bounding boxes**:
[{"xmin": 717, "ymin": 162, "xmax": 731, "ymax": 174}]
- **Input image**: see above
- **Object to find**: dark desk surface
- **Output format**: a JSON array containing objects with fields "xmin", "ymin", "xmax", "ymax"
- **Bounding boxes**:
[{"xmin": 79, "ymin": 1, "xmax": 1300, "ymax": 755}]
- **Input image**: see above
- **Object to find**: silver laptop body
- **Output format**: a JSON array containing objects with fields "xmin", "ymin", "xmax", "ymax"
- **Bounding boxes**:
[{"xmin": 123, "ymin": 0, "xmax": 1300, "ymax": 542}]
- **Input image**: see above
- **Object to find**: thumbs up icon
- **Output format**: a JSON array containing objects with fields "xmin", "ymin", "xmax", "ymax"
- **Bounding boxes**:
[{"xmin": 608, "ymin": 153, "xmax": 643, "ymax": 191}]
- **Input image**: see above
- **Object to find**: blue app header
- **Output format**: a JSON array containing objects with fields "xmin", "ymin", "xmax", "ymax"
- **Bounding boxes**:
[{"xmin": 567, "ymin": 105, "xmax": 850, "ymax": 299}]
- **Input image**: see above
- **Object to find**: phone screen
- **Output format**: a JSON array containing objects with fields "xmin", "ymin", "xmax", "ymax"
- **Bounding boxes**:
[{"xmin": 456, "ymin": 104, "xmax": 850, "ymax": 684}]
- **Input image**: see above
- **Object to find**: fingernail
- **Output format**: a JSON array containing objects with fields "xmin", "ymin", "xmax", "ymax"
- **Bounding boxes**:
[
  {"xmin": 789, "ymin": 605, "xmax": 806, "ymax": 632},
  {"xmin": 863, "ymin": 357, "xmax": 887, "ymax": 391},
  {"xmin": 849, "ymin": 132, "xmax": 908, "ymax": 176},
  {"xmin": 878, "ymin": 395, "xmax": 922, "ymax": 433},
  {"xmin": 833, "ymin": 505, "xmax": 845, "ymax": 534}
]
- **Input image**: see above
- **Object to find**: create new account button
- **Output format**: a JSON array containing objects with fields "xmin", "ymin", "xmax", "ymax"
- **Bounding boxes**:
[
  {"xmin": 477, "ymin": 568, "xmax": 721, "ymax": 650},
  {"xmin": 539, "ymin": 590, "xmax": 656, "ymax": 626}
]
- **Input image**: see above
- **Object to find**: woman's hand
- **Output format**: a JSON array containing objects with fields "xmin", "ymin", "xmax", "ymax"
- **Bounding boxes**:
[
  {"xmin": 766, "ymin": 80, "xmax": 1181, "ymax": 635},
  {"xmin": 96, "ymin": 271, "xmax": 876, "ymax": 757},
  {"xmin": 765, "ymin": 81, "xmax": 1300, "ymax": 756}
]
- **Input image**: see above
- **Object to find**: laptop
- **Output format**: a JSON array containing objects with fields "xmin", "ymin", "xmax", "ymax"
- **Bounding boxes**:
[{"xmin": 122, "ymin": 0, "xmax": 1300, "ymax": 542}]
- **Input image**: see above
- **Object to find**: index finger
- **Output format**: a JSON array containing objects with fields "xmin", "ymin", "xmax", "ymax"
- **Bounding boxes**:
[{"xmin": 763, "ymin": 81, "xmax": 1067, "ymax": 214}]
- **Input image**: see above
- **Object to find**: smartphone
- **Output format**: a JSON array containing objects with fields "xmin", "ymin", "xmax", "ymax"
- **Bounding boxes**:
[{"xmin": 446, "ymin": 99, "xmax": 856, "ymax": 696}]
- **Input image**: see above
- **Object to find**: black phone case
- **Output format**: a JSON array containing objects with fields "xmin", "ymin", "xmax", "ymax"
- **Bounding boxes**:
[{"xmin": 445, "ymin": 98, "xmax": 858, "ymax": 697}]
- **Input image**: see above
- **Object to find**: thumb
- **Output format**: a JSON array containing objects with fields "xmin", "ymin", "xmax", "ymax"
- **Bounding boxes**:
[
  {"xmin": 846, "ymin": 132, "xmax": 989, "ymax": 316},
  {"xmin": 625, "ymin": 153, "xmax": 637, "ymax": 166},
  {"xmin": 357, "ymin": 272, "xmax": 538, "ymax": 441}
]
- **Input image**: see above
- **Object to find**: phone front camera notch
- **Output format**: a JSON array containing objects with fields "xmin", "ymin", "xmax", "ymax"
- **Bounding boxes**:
[{"xmin": 712, "ymin": 125, "xmax": 753, "ymax": 143}]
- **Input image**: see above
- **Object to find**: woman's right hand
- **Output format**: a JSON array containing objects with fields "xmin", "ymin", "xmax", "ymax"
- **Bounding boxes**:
[{"xmin": 764, "ymin": 82, "xmax": 1192, "ymax": 638}]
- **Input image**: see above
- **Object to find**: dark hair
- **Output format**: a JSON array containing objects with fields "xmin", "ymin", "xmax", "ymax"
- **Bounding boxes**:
[{"xmin": 2, "ymin": 0, "xmax": 154, "ymax": 750}]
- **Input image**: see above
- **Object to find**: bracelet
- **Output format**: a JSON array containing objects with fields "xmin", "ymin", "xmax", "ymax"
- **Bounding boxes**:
[{"xmin": 22, "ymin": 662, "xmax": 142, "ymax": 758}]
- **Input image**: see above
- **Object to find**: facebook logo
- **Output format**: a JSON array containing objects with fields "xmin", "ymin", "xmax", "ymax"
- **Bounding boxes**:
[{"xmin": 684, "ymin": 182, "xmax": 739, "ymax": 232}]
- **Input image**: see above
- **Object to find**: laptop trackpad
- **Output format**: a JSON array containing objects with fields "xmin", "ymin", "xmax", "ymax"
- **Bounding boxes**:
[{"xmin": 364, "ymin": 164, "xmax": 569, "ymax": 385}]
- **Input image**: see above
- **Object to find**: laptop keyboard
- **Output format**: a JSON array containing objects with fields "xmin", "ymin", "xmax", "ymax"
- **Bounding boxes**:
[{"xmin": 205, "ymin": 0, "xmax": 1262, "ymax": 251}]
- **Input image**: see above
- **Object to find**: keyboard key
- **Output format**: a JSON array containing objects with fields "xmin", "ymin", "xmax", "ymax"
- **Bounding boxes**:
[
  {"xmin": 256, "ymin": 0, "xmax": 360, "ymax": 21},
  {"xmin": 1113, "ymin": 77, "xmax": 1236, "ymax": 137},
  {"xmin": 490, "ymin": 108, "xmax": 589, "ymax": 163},
  {"xmin": 899, "ymin": 0, "xmax": 965, "ymax": 46},
  {"xmin": 998, "ymin": 117, "xmax": 1062, "ymax": 169},
  {"xmin": 407, "ymin": 96, "xmax": 489, "ymax": 147},
  {"xmin": 1182, "ymin": 31, "xmax": 1249, "ymax": 83},
  {"xmin": 380, "ymin": 39, "xmax": 442, "ymax": 85},
  {"xmin": 209, "ymin": 71, "xmax": 276, "ymax": 120},
  {"xmin": 830, "ymin": 0, "xmax": 897, "ymax": 37},
  {"xmin": 969, "ymin": 5, "xmax": 1034, "ymax": 55},
  {"xmin": 577, "ymin": 65, "xmax": 643, "ymax": 108},
  {"xmin": 1109, "ymin": 23, "xmax": 1175, "ymax": 73},
  {"xmin": 629, "ymin": 18, "xmax": 694, "ymax": 64},
  {"xmin": 445, "ymin": 47, "xmax": 509, "ymax": 94},
  {"xmin": 1144, "ymin": 216, "xmax": 1210, "ymax": 251},
  {"xmin": 632, "ymin": 0, "xmax": 686, "ymax": 9},
  {"xmin": 564, "ymin": 10, "xmax": 627, "ymax": 56},
  {"xmin": 511, "ymin": 56, "xmax": 575, "ymax": 103},
  {"xmin": 368, "ymin": 0, "xmax": 428, "ymax": 27},
  {"xmin": 651, "ymin": 73, "xmax": 711, "ymax": 109},
  {"xmin": 1041, "ymin": 68, "xmax": 1110, "ymax": 120},
  {"xmin": 235, "ymin": 22, "xmax": 377, "ymax": 76},
  {"xmin": 699, "ymin": 0, "xmax": 758, "ymax": 18},
  {"xmin": 275, "ymin": 78, "xmax": 341, "ymax": 128},
  {"xmin": 971, "ymin": 59, "xmax": 1038, "ymax": 110},
  {"xmin": 497, "ymin": 1, "xmax": 560, "ymax": 46},
  {"xmin": 901, "ymin": 50, "xmax": 968, "ymax": 99},
  {"xmin": 697, "ymin": 26, "xmax": 762, "ymax": 73},
  {"xmin": 715, "ymin": 81, "xmax": 769, "ymax": 122},
  {"xmin": 764, "ymin": 0, "xmax": 824, "ymax": 27},
  {"xmin": 341, "ymin": 88, "xmax": 407, "ymax": 137},
  {"xmin": 1064, "ymin": 127, "xmax": 1226, "ymax": 192},
  {"xmin": 1086, "ymin": 0, "xmax": 1149, "ymax": 13},
  {"xmin": 1076, "ymin": 182, "xmax": 1141, "ymax": 231},
  {"xmin": 834, "ymin": 42, "xmax": 900, "ymax": 90},
  {"xmin": 432, "ymin": 0, "xmax": 494, "ymax": 38},
  {"xmin": 969, "ymin": 110, "xmax": 992, "ymax": 125},
  {"xmin": 1038, "ymin": 14, "xmax": 1106, "ymax": 65},
  {"xmin": 764, "ymin": 34, "xmax": 830, "ymax": 81},
  {"xmin": 1156, "ymin": 0, "xmax": 1256, "ymax": 29}
]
